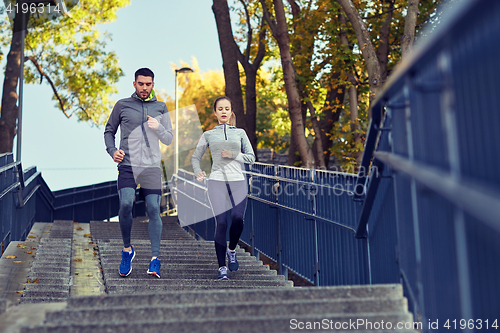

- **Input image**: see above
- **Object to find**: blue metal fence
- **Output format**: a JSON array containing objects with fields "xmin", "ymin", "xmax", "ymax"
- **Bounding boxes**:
[
  {"xmin": 0, "ymin": 153, "xmax": 39, "ymax": 254},
  {"xmin": 1, "ymin": 152, "xmax": 173, "ymax": 254},
  {"xmin": 173, "ymin": 164, "xmax": 368, "ymax": 286},
  {"xmin": 355, "ymin": 0, "xmax": 500, "ymax": 329}
]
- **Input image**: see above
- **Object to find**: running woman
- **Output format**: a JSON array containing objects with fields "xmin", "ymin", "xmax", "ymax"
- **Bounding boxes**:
[{"xmin": 191, "ymin": 96, "xmax": 255, "ymax": 280}]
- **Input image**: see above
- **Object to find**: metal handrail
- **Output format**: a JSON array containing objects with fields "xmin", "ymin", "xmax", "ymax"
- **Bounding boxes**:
[{"xmin": 374, "ymin": 151, "xmax": 500, "ymax": 233}]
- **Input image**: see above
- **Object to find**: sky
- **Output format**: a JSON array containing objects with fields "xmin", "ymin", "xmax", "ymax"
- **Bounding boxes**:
[{"xmin": 1, "ymin": 0, "xmax": 224, "ymax": 191}]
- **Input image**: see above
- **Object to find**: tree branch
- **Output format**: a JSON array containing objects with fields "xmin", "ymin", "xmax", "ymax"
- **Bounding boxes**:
[
  {"xmin": 238, "ymin": 0, "xmax": 253, "ymax": 62},
  {"xmin": 336, "ymin": 0, "xmax": 381, "ymax": 109},
  {"xmin": 259, "ymin": 0, "xmax": 278, "ymax": 37},
  {"xmin": 401, "ymin": 0, "xmax": 421, "ymax": 58},
  {"xmin": 362, "ymin": 5, "xmax": 400, "ymax": 20},
  {"xmin": 254, "ymin": 22, "xmax": 267, "ymax": 69},
  {"xmin": 26, "ymin": 55, "xmax": 70, "ymax": 118}
]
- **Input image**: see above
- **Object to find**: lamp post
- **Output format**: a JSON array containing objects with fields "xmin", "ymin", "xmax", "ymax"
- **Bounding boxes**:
[{"xmin": 174, "ymin": 67, "xmax": 194, "ymax": 175}]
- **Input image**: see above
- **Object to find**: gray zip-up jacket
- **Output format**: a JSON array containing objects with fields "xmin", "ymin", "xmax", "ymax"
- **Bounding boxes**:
[
  {"xmin": 104, "ymin": 92, "xmax": 173, "ymax": 168},
  {"xmin": 192, "ymin": 124, "xmax": 255, "ymax": 181}
]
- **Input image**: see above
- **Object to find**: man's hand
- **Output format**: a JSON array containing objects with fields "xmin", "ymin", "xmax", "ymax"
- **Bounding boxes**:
[
  {"xmin": 221, "ymin": 148, "xmax": 233, "ymax": 159},
  {"xmin": 113, "ymin": 149, "xmax": 125, "ymax": 163},
  {"xmin": 196, "ymin": 171, "xmax": 206, "ymax": 181},
  {"xmin": 147, "ymin": 115, "xmax": 159, "ymax": 130}
]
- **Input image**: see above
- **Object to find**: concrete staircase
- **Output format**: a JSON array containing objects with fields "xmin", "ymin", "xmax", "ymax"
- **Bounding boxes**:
[
  {"xmin": 2, "ymin": 217, "xmax": 418, "ymax": 332},
  {"xmin": 20, "ymin": 221, "xmax": 74, "ymax": 304}
]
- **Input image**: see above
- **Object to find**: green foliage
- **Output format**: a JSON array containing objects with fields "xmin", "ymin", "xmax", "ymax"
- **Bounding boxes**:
[
  {"xmin": 255, "ymin": 65, "xmax": 290, "ymax": 153},
  {"xmin": 0, "ymin": 0, "xmax": 129, "ymax": 125}
]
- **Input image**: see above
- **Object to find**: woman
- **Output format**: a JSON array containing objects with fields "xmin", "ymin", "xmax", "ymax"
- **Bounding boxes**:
[{"xmin": 191, "ymin": 96, "xmax": 255, "ymax": 280}]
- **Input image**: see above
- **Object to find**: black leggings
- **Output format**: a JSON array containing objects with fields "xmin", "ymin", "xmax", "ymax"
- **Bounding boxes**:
[{"xmin": 208, "ymin": 180, "xmax": 248, "ymax": 267}]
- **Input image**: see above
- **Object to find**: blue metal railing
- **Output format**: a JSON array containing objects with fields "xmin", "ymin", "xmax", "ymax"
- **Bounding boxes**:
[
  {"xmin": 1, "ymin": 153, "xmax": 173, "ymax": 254},
  {"xmin": 0, "ymin": 153, "xmax": 39, "ymax": 253},
  {"xmin": 173, "ymin": 164, "xmax": 368, "ymax": 286},
  {"xmin": 354, "ymin": 0, "xmax": 500, "ymax": 329}
]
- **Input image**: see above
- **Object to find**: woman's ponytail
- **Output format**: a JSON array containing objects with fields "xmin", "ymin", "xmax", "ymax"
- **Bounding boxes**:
[{"xmin": 229, "ymin": 112, "xmax": 236, "ymax": 126}]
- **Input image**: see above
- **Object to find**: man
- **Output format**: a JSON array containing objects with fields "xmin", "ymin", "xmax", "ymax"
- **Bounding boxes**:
[{"xmin": 104, "ymin": 68, "xmax": 173, "ymax": 278}]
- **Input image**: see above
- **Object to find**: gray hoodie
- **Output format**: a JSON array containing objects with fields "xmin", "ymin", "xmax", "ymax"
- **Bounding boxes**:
[
  {"xmin": 192, "ymin": 124, "xmax": 255, "ymax": 181},
  {"xmin": 104, "ymin": 92, "xmax": 173, "ymax": 168}
]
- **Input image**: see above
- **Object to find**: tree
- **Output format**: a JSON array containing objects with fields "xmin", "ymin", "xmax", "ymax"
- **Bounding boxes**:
[
  {"xmin": 212, "ymin": 0, "xmax": 246, "ymax": 133},
  {"xmin": 0, "ymin": 0, "xmax": 129, "ymax": 153},
  {"xmin": 160, "ymin": 58, "xmax": 291, "ymax": 173},
  {"xmin": 212, "ymin": 0, "xmax": 271, "ymax": 158},
  {"xmin": 261, "ymin": 0, "xmax": 315, "ymax": 168}
]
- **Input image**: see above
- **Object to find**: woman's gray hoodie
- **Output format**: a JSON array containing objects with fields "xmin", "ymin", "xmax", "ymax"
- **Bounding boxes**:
[
  {"xmin": 192, "ymin": 124, "xmax": 255, "ymax": 181},
  {"xmin": 104, "ymin": 92, "xmax": 173, "ymax": 168}
]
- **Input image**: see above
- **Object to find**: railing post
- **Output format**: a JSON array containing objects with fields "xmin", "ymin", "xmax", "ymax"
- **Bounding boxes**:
[
  {"xmin": 274, "ymin": 164, "xmax": 284, "ymax": 275},
  {"xmin": 438, "ymin": 50, "xmax": 473, "ymax": 324},
  {"xmin": 404, "ymin": 77, "xmax": 426, "ymax": 321}
]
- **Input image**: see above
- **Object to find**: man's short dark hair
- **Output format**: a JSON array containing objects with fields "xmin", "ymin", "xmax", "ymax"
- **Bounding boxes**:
[{"xmin": 135, "ymin": 68, "xmax": 154, "ymax": 81}]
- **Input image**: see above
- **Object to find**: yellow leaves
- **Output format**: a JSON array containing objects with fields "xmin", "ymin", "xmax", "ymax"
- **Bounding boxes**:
[
  {"xmin": 74, "ymin": 258, "xmax": 83, "ymax": 262},
  {"xmin": 26, "ymin": 251, "xmax": 33, "ymax": 254},
  {"xmin": 86, "ymin": 274, "xmax": 93, "ymax": 277},
  {"xmin": 27, "ymin": 278, "xmax": 39, "ymax": 284},
  {"xmin": 83, "ymin": 234, "xmax": 91, "ymax": 237},
  {"xmin": 13, "ymin": 261, "xmax": 22, "ymax": 264},
  {"xmin": 17, "ymin": 243, "xmax": 26, "ymax": 249},
  {"xmin": 28, "ymin": 235, "xmax": 37, "ymax": 239},
  {"xmin": 16, "ymin": 291, "xmax": 23, "ymax": 295},
  {"xmin": 5, "ymin": 256, "xmax": 17, "ymax": 259},
  {"xmin": 75, "ymin": 227, "xmax": 84, "ymax": 231}
]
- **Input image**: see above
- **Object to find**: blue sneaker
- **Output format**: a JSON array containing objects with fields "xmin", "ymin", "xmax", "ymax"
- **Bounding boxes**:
[
  {"xmin": 218, "ymin": 266, "xmax": 229, "ymax": 280},
  {"xmin": 119, "ymin": 246, "xmax": 135, "ymax": 277},
  {"xmin": 226, "ymin": 249, "xmax": 239, "ymax": 272},
  {"xmin": 147, "ymin": 258, "xmax": 161, "ymax": 278}
]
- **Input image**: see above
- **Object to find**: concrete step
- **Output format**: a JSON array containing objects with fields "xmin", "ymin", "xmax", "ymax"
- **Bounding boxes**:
[
  {"xmin": 20, "ymin": 221, "xmax": 73, "ymax": 304},
  {"xmin": 102, "ymin": 265, "xmax": 276, "ymax": 276},
  {"xmin": 99, "ymin": 256, "xmax": 257, "ymax": 265},
  {"xmin": 21, "ymin": 312, "xmax": 416, "ymax": 332},
  {"xmin": 106, "ymin": 278, "xmax": 293, "ymax": 289},
  {"xmin": 67, "ymin": 284, "xmax": 405, "ymax": 308},
  {"xmin": 103, "ymin": 271, "xmax": 283, "ymax": 281},
  {"xmin": 44, "ymin": 297, "xmax": 408, "ymax": 324}
]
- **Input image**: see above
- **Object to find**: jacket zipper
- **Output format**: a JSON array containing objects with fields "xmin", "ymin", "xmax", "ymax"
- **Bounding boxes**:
[{"xmin": 224, "ymin": 124, "xmax": 227, "ymax": 140}]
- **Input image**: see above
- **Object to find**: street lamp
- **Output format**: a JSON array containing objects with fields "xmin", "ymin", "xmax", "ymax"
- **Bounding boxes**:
[{"xmin": 174, "ymin": 67, "xmax": 194, "ymax": 175}]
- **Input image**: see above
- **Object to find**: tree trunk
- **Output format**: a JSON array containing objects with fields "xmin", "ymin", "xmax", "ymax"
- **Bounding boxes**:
[
  {"xmin": 242, "ymin": 67, "xmax": 258, "ymax": 156},
  {"xmin": 235, "ymin": 10, "xmax": 267, "ymax": 160},
  {"xmin": 307, "ymin": 102, "xmax": 326, "ymax": 169},
  {"xmin": 0, "ymin": 9, "xmax": 29, "ymax": 154},
  {"xmin": 336, "ymin": 0, "xmax": 382, "ymax": 114},
  {"xmin": 261, "ymin": 0, "xmax": 314, "ymax": 168},
  {"xmin": 340, "ymin": 14, "xmax": 361, "ymax": 167},
  {"xmin": 212, "ymin": 0, "xmax": 245, "ymax": 128},
  {"xmin": 377, "ymin": 0, "xmax": 394, "ymax": 82},
  {"xmin": 318, "ymin": 76, "xmax": 344, "ymax": 168},
  {"xmin": 401, "ymin": 0, "xmax": 421, "ymax": 58}
]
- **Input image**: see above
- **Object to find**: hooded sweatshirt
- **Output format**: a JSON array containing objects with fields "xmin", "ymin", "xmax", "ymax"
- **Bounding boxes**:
[
  {"xmin": 191, "ymin": 124, "xmax": 255, "ymax": 181},
  {"xmin": 104, "ymin": 91, "xmax": 173, "ymax": 168}
]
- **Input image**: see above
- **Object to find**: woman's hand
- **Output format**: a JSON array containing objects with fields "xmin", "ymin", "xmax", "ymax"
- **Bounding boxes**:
[
  {"xmin": 221, "ymin": 149, "xmax": 233, "ymax": 159},
  {"xmin": 196, "ymin": 171, "xmax": 206, "ymax": 181}
]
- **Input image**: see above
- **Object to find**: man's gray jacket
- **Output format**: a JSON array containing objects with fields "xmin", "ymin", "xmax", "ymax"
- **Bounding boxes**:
[{"xmin": 104, "ymin": 92, "xmax": 173, "ymax": 168}]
